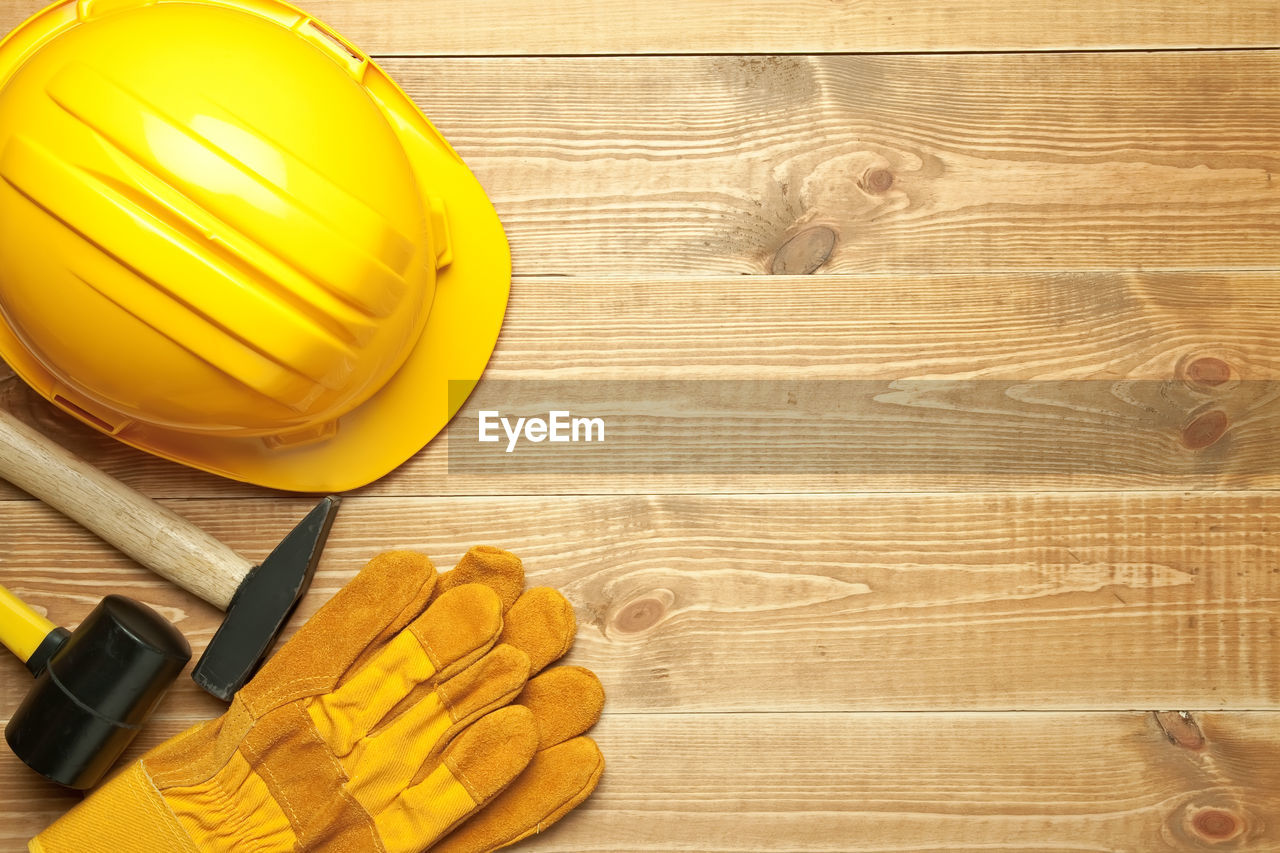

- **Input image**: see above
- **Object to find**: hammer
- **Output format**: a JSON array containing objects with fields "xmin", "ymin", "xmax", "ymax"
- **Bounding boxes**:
[
  {"xmin": 0, "ymin": 408, "xmax": 341, "ymax": 701},
  {"xmin": 0, "ymin": 583, "xmax": 189, "ymax": 788}
]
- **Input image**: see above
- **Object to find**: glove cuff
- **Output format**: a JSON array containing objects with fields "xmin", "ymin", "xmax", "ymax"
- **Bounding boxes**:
[{"xmin": 30, "ymin": 763, "xmax": 197, "ymax": 853}]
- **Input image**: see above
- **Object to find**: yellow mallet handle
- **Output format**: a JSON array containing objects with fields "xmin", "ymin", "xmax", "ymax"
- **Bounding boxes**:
[{"xmin": 0, "ymin": 583, "xmax": 56, "ymax": 665}]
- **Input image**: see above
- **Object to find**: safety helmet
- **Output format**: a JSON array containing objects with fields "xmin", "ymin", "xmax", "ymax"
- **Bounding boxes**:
[{"xmin": 0, "ymin": 0, "xmax": 510, "ymax": 491}]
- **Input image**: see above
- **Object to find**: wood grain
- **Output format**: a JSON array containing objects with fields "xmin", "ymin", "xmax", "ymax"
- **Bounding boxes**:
[
  {"xmin": 1, "ymin": 2, "xmax": 1278, "ymax": 849},
  {"xmin": 540, "ymin": 712, "xmax": 1280, "ymax": 852},
  {"xmin": 6, "ymin": 0, "xmax": 1278, "ymax": 54},
  {"xmin": 2, "ymin": 711, "xmax": 1277, "ymax": 850},
  {"xmin": 350, "ymin": 51, "xmax": 1280, "ymax": 277},
  {"xmin": 445, "ymin": 375, "xmax": 1280, "ymax": 488},
  {"xmin": 4, "ymin": 38, "xmax": 1274, "ymax": 275},
  {"xmin": 2, "ymin": 492, "xmax": 1276, "ymax": 718},
  {"xmin": 295, "ymin": 1, "xmax": 1280, "ymax": 54},
  {"xmin": 2, "ymin": 272, "xmax": 1277, "ymax": 498},
  {"xmin": 381, "ymin": 53, "xmax": 1280, "ymax": 276}
]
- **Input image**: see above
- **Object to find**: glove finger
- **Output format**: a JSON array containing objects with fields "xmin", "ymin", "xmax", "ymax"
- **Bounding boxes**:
[
  {"xmin": 430, "ymin": 737, "xmax": 605, "ymax": 853},
  {"xmin": 428, "ymin": 666, "xmax": 605, "ymax": 853},
  {"xmin": 435, "ymin": 546, "xmax": 524, "ymax": 611},
  {"xmin": 428, "ymin": 643, "xmax": 533, "ymax": 758},
  {"xmin": 517, "ymin": 666, "xmax": 605, "ymax": 750},
  {"xmin": 344, "ymin": 644, "xmax": 532, "ymax": 815},
  {"xmin": 307, "ymin": 584, "xmax": 504, "ymax": 757},
  {"xmin": 375, "ymin": 705, "xmax": 540, "ymax": 853},
  {"xmin": 500, "ymin": 587, "xmax": 577, "ymax": 676},
  {"xmin": 243, "ymin": 551, "xmax": 438, "ymax": 712}
]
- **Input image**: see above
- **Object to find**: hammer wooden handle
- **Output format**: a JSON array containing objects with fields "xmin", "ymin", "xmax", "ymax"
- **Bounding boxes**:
[{"xmin": 0, "ymin": 408, "xmax": 250, "ymax": 609}]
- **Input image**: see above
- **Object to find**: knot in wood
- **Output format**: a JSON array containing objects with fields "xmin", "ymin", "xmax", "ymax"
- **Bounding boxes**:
[
  {"xmin": 771, "ymin": 226, "xmax": 837, "ymax": 275},
  {"xmin": 612, "ymin": 589, "xmax": 674, "ymax": 634},
  {"xmin": 1154, "ymin": 710, "xmax": 1204, "ymax": 750},
  {"xmin": 860, "ymin": 168, "xmax": 895, "ymax": 194},
  {"xmin": 1191, "ymin": 808, "xmax": 1242, "ymax": 841},
  {"xmin": 1185, "ymin": 357, "xmax": 1231, "ymax": 387},
  {"xmin": 1181, "ymin": 410, "xmax": 1228, "ymax": 450}
]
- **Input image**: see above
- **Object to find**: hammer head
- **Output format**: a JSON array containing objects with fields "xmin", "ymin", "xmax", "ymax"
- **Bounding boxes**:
[
  {"xmin": 5, "ymin": 595, "xmax": 190, "ymax": 789},
  {"xmin": 191, "ymin": 496, "xmax": 341, "ymax": 701}
]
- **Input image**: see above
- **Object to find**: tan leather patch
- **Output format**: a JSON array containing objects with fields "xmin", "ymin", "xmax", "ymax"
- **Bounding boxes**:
[
  {"xmin": 243, "ymin": 552, "xmax": 438, "ymax": 715},
  {"xmin": 146, "ymin": 698, "xmax": 255, "ymax": 788},
  {"xmin": 239, "ymin": 703, "xmax": 384, "ymax": 852}
]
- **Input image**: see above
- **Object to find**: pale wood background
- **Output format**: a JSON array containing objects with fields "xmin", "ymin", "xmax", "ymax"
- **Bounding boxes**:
[{"xmin": 1, "ymin": 1, "xmax": 1279, "ymax": 850}]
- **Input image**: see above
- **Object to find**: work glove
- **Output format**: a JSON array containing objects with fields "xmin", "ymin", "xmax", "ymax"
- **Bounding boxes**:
[
  {"xmin": 433, "ymin": 664, "xmax": 606, "ymax": 853},
  {"xmin": 434, "ymin": 552, "xmax": 606, "ymax": 853},
  {"xmin": 31, "ymin": 547, "xmax": 603, "ymax": 852}
]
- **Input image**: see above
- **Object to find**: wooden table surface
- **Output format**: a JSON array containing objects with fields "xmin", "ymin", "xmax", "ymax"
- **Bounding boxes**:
[{"xmin": 2, "ymin": 1, "xmax": 1280, "ymax": 850}]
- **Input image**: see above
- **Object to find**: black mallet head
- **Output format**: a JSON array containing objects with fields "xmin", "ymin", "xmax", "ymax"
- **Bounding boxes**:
[{"xmin": 5, "ymin": 595, "xmax": 190, "ymax": 789}]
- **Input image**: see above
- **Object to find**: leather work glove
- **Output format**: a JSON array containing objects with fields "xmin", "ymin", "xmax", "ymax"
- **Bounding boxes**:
[
  {"xmin": 434, "ymin": 553, "xmax": 606, "ymax": 853},
  {"xmin": 433, "ymin": 664, "xmax": 606, "ymax": 853},
  {"xmin": 31, "ymin": 547, "xmax": 604, "ymax": 852}
]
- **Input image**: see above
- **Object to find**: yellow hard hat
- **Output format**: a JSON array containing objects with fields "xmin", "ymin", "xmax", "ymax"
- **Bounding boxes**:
[{"xmin": 0, "ymin": 0, "xmax": 509, "ymax": 492}]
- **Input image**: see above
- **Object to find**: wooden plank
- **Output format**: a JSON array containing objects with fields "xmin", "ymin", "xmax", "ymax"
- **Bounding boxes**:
[
  {"xmin": 2, "ymin": 492, "xmax": 1277, "ymax": 717},
  {"xmin": 302, "ymin": 0, "xmax": 1280, "ymax": 54},
  {"xmin": 533, "ymin": 712, "xmax": 1280, "ymax": 851},
  {"xmin": 443, "ymin": 375, "xmax": 1280, "ymax": 487},
  {"xmin": 2, "ymin": 272, "xmax": 1277, "ymax": 498},
  {"xmin": 0, "ymin": 48, "xmax": 1275, "ymax": 274},
  {"xmin": 389, "ymin": 53, "xmax": 1280, "ymax": 275},
  {"xmin": 6, "ymin": 0, "xmax": 1279, "ymax": 54},
  {"xmin": 3, "ymin": 711, "xmax": 1278, "ymax": 849}
]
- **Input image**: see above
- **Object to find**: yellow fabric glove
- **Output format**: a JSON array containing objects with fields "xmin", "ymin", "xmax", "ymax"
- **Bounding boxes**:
[{"xmin": 30, "ymin": 548, "xmax": 587, "ymax": 853}]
